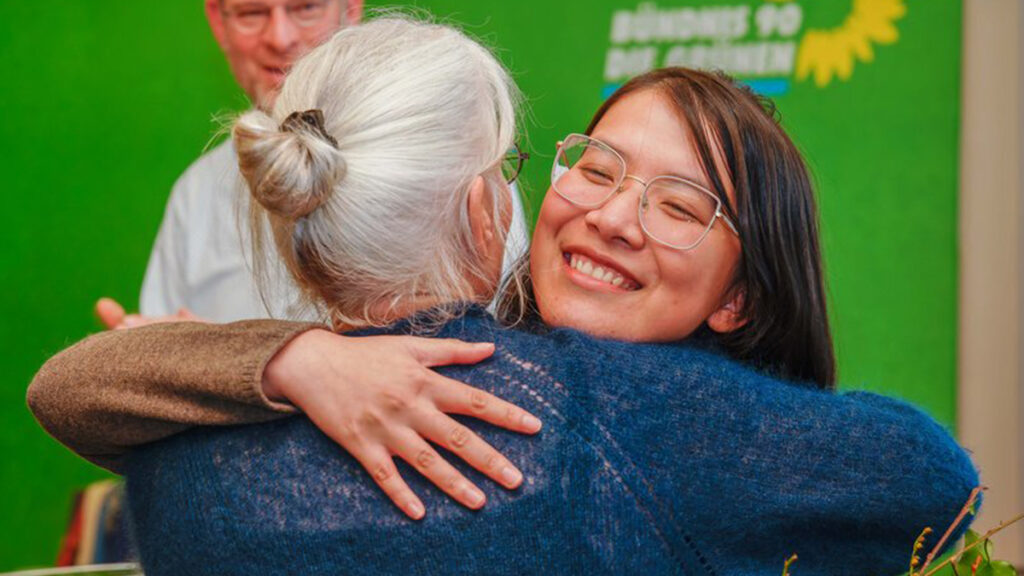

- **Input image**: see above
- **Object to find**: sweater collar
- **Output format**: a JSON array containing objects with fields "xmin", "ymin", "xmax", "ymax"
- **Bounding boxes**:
[{"xmin": 349, "ymin": 301, "xmax": 493, "ymax": 338}]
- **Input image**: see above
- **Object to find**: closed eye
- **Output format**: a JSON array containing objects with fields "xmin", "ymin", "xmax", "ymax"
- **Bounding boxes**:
[
  {"xmin": 659, "ymin": 200, "xmax": 702, "ymax": 224},
  {"xmin": 580, "ymin": 165, "xmax": 616, "ymax": 185}
]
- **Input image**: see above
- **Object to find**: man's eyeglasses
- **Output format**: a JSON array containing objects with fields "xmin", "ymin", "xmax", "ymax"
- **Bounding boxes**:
[
  {"xmin": 550, "ymin": 133, "xmax": 739, "ymax": 251},
  {"xmin": 222, "ymin": 0, "xmax": 337, "ymax": 35},
  {"xmin": 502, "ymin": 144, "xmax": 529, "ymax": 185}
]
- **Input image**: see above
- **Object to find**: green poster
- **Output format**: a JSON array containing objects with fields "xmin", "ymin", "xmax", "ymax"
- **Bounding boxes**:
[{"xmin": 0, "ymin": 0, "xmax": 959, "ymax": 569}]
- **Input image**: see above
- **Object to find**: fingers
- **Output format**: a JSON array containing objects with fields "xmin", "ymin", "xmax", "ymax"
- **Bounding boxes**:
[
  {"xmin": 351, "ymin": 445, "xmax": 426, "ymax": 521},
  {"xmin": 175, "ymin": 307, "xmax": 200, "ymax": 321},
  {"xmin": 95, "ymin": 297, "xmax": 126, "ymax": 330},
  {"xmin": 408, "ymin": 338, "xmax": 495, "ymax": 367},
  {"xmin": 431, "ymin": 376, "xmax": 542, "ymax": 435},
  {"xmin": 392, "ymin": 430, "xmax": 488, "ymax": 510},
  {"xmin": 121, "ymin": 312, "xmax": 197, "ymax": 330},
  {"xmin": 414, "ymin": 411, "xmax": 524, "ymax": 491},
  {"xmin": 120, "ymin": 314, "xmax": 148, "ymax": 329}
]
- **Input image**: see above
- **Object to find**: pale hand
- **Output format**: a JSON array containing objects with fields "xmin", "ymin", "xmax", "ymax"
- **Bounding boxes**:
[
  {"xmin": 263, "ymin": 329, "xmax": 543, "ymax": 520},
  {"xmin": 95, "ymin": 297, "xmax": 200, "ymax": 330}
]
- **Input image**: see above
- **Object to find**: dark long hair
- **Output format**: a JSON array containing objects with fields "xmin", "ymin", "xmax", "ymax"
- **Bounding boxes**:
[{"xmin": 500, "ymin": 67, "xmax": 835, "ymax": 389}]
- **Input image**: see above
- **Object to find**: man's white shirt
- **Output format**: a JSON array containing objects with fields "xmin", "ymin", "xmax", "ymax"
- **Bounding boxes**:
[{"xmin": 140, "ymin": 140, "xmax": 531, "ymax": 322}]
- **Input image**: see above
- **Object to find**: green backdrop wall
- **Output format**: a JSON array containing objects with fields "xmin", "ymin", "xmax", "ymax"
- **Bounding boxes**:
[{"xmin": 0, "ymin": 0, "xmax": 959, "ymax": 569}]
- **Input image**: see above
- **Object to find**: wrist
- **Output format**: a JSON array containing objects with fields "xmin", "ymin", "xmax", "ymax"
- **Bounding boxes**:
[{"xmin": 262, "ymin": 328, "xmax": 340, "ymax": 402}]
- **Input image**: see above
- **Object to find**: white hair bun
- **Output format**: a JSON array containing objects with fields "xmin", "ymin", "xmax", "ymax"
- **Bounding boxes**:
[{"xmin": 233, "ymin": 108, "xmax": 346, "ymax": 220}]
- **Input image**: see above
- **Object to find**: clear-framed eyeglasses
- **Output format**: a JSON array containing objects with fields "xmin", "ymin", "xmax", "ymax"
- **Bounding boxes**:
[
  {"xmin": 502, "ymin": 143, "xmax": 529, "ymax": 185},
  {"xmin": 222, "ymin": 0, "xmax": 337, "ymax": 35},
  {"xmin": 550, "ymin": 133, "xmax": 739, "ymax": 250}
]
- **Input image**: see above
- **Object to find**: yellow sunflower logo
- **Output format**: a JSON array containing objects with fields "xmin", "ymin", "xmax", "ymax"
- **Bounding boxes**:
[{"xmin": 794, "ymin": 0, "xmax": 907, "ymax": 87}]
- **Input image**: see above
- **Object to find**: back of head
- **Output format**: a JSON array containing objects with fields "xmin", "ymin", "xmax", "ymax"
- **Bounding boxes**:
[{"xmin": 232, "ymin": 16, "xmax": 518, "ymax": 326}]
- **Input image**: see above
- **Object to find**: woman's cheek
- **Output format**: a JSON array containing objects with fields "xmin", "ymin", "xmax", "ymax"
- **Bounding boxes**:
[{"xmin": 640, "ymin": 253, "xmax": 713, "ymax": 341}]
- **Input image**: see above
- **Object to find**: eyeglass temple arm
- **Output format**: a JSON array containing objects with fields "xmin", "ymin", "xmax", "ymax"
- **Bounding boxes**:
[{"xmin": 718, "ymin": 209, "xmax": 740, "ymax": 236}]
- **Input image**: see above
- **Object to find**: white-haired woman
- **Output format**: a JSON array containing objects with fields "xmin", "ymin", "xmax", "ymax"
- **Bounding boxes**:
[{"xmin": 31, "ymin": 17, "xmax": 977, "ymax": 575}]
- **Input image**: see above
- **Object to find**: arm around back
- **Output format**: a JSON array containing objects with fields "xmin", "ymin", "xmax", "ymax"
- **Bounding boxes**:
[{"xmin": 27, "ymin": 319, "xmax": 315, "ymax": 472}]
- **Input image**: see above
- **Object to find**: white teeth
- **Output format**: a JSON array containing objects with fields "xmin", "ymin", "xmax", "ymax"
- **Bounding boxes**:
[{"xmin": 567, "ymin": 253, "xmax": 633, "ymax": 289}]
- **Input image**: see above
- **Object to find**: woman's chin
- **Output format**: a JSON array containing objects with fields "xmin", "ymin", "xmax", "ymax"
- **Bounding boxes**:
[
  {"xmin": 535, "ymin": 291, "xmax": 706, "ymax": 344},
  {"xmin": 537, "ymin": 299, "xmax": 637, "ymax": 342}
]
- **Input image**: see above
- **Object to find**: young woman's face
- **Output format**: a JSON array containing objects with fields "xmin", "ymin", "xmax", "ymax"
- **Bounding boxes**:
[{"xmin": 530, "ymin": 89, "xmax": 743, "ymax": 342}]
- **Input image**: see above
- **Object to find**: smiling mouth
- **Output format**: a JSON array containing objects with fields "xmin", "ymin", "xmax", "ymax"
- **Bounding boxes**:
[{"xmin": 563, "ymin": 252, "xmax": 641, "ymax": 291}]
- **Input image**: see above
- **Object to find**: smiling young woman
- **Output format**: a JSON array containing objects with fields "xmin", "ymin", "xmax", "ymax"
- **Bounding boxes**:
[
  {"xmin": 530, "ymin": 69, "xmax": 833, "ymax": 386},
  {"xmin": 531, "ymin": 89, "xmax": 746, "ymax": 347}
]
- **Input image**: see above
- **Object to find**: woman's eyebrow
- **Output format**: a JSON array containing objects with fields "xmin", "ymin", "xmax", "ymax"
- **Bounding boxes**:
[
  {"xmin": 589, "ymin": 133, "xmax": 628, "ymax": 159},
  {"xmin": 667, "ymin": 170, "xmax": 713, "ymax": 189}
]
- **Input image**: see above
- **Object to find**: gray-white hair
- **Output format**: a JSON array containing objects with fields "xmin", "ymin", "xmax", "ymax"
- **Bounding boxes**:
[{"xmin": 232, "ymin": 16, "xmax": 520, "ymax": 327}]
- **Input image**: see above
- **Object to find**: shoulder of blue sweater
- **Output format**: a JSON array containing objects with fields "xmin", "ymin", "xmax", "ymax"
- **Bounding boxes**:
[{"xmin": 397, "ymin": 308, "xmax": 961, "ymax": 439}]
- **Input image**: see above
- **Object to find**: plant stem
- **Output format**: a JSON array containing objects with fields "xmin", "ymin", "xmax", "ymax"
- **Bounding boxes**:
[
  {"xmin": 918, "ymin": 487, "xmax": 983, "ymax": 574},
  {"xmin": 781, "ymin": 554, "xmax": 798, "ymax": 576},
  {"xmin": 920, "ymin": 512, "xmax": 1024, "ymax": 576}
]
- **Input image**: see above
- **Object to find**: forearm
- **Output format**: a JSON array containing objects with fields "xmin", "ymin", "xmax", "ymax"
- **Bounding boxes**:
[{"xmin": 27, "ymin": 319, "xmax": 324, "ymax": 472}]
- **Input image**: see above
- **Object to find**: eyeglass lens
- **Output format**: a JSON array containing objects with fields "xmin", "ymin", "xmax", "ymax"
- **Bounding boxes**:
[
  {"xmin": 552, "ymin": 134, "xmax": 721, "ymax": 249},
  {"xmin": 228, "ymin": 0, "xmax": 331, "ymax": 34},
  {"xmin": 640, "ymin": 179, "xmax": 719, "ymax": 248}
]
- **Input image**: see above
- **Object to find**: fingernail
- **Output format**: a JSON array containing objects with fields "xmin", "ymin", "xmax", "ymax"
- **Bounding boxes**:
[
  {"xmin": 521, "ymin": 414, "xmax": 542, "ymax": 432},
  {"xmin": 501, "ymin": 466, "xmax": 522, "ymax": 488},
  {"xmin": 407, "ymin": 500, "xmax": 425, "ymax": 520},
  {"xmin": 462, "ymin": 483, "xmax": 486, "ymax": 508}
]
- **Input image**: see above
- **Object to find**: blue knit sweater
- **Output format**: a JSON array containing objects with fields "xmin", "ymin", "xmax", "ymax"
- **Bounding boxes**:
[{"xmin": 126, "ymin": 306, "xmax": 978, "ymax": 575}]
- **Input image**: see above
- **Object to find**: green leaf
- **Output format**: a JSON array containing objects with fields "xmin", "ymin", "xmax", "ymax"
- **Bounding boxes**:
[
  {"xmin": 956, "ymin": 545, "xmax": 983, "ymax": 573},
  {"xmin": 986, "ymin": 560, "xmax": 1018, "ymax": 576}
]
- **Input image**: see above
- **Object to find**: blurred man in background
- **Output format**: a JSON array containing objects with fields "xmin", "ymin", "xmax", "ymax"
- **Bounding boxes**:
[
  {"xmin": 100, "ymin": 0, "xmax": 363, "ymax": 326},
  {"xmin": 98, "ymin": 0, "xmax": 529, "ymax": 328}
]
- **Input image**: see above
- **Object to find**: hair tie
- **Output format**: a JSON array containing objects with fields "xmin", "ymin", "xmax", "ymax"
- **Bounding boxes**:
[{"xmin": 280, "ymin": 109, "xmax": 338, "ymax": 148}]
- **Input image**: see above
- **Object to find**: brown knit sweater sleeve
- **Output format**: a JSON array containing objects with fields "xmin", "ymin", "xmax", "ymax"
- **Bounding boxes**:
[{"xmin": 27, "ymin": 319, "xmax": 325, "ymax": 474}]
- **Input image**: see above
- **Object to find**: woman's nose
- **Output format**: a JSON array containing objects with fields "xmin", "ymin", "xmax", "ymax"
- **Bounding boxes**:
[{"xmin": 583, "ymin": 180, "xmax": 646, "ymax": 249}]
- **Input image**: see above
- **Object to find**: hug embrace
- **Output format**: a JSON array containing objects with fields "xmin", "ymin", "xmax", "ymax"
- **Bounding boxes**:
[{"xmin": 29, "ymin": 16, "xmax": 978, "ymax": 576}]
